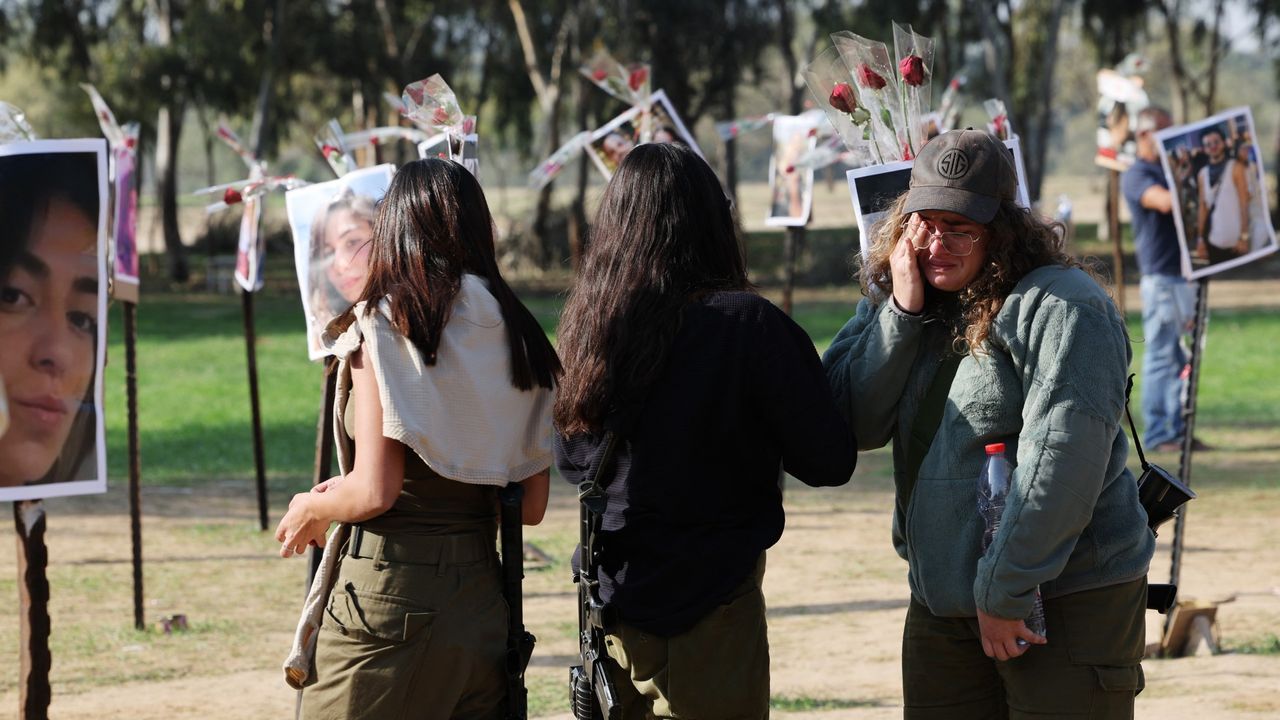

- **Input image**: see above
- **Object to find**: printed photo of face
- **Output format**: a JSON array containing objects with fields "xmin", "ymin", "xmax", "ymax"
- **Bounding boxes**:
[
  {"xmin": 601, "ymin": 132, "xmax": 636, "ymax": 167},
  {"xmin": 0, "ymin": 195, "xmax": 99, "ymax": 487},
  {"xmin": 321, "ymin": 206, "xmax": 374, "ymax": 305}
]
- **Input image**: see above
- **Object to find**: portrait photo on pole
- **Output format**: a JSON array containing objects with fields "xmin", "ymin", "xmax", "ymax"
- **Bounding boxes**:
[
  {"xmin": 112, "ymin": 140, "xmax": 140, "ymax": 297},
  {"xmin": 766, "ymin": 114, "xmax": 819, "ymax": 227},
  {"xmin": 846, "ymin": 135, "xmax": 1032, "ymax": 258},
  {"xmin": 586, "ymin": 92, "xmax": 703, "ymax": 180},
  {"xmin": 1154, "ymin": 107, "xmax": 1278, "ymax": 280},
  {"xmin": 0, "ymin": 138, "xmax": 109, "ymax": 502},
  {"xmin": 234, "ymin": 196, "xmax": 265, "ymax": 293},
  {"xmin": 286, "ymin": 163, "xmax": 395, "ymax": 360},
  {"xmin": 1094, "ymin": 66, "xmax": 1149, "ymax": 171}
]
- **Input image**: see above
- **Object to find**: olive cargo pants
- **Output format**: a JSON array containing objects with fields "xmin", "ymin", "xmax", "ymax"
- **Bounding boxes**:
[
  {"xmin": 601, "ymin": 555, "xmax": 770, "ymax": 720},
  {"xmin": 300, "ymin": 529, "xmax": 508, "ymax": 720},
  {"xmin": 902, "ymin": 578, "xmax": 1147, "ymax": 719}
]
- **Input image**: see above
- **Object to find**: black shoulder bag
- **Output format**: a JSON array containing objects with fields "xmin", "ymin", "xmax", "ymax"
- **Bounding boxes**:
[{"xmin": 1123, "ymin": 374, "xmax": 1197, "ymax": 613}]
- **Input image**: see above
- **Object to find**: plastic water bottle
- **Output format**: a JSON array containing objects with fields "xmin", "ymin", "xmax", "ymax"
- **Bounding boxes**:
[{"xmin": 978, "ymin": 442, "xmax": 1047, "ymax": 639}]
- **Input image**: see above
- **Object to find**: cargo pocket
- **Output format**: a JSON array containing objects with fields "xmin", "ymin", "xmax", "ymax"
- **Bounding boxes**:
[
  {"xmin": 323, "ymin": 581, "xmax": 436, "ymax": 644},
  {"xmin": 1094, "ymin": 664, "xmax": 1144, "ymax": 694}
]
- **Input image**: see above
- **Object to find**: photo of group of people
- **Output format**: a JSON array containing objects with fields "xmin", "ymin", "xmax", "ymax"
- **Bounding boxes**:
[
  {"xmin": 0, "ymin": 139, "xmax": 109, "ymax": 502},
  {"xmin": 285, "ymin": 164, "xmax": 395, "ymax": 360},
  {"xmin": 846, "ymin": 136, "xmax": 1032, "ymax": 257},
  {"xmin": 1155, "ymin": 108, "xmax": 1277, "ymax": 280},
  {"xmin": 586, "ymin": 90, "xmax": 703, "ymax": 179}
]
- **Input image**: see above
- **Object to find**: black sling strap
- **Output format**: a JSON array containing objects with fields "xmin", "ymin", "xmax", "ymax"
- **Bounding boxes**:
[{"xmin": 903, "ymin": 351, "xmax": 963, "ymax": 505}]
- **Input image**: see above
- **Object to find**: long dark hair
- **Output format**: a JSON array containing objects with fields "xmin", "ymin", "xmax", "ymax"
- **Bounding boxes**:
[
  {"xmin": 555, "ymin": 143, "xmax": 749, "ymax": 434},
  {"xmin": 335, "ymin": 158, "xmax": 559, "ymax": 390}
]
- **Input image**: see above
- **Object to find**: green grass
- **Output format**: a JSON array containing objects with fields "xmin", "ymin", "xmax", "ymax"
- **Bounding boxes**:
[
  {"xmin": 1228, "ymin": 633, "xmax": 1280, "ymax": 655},
  {"xmin": 104, "ymin": 276, "xmax": 1279, "ymax": 489},
  {"xmin": 770, "ymin": 695, "xmax": 883, "ymax": 711}
]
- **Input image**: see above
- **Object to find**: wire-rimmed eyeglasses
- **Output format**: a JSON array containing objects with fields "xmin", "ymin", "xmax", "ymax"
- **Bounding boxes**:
[{"xmin": 903, "ymin": 219, "xmax": 983, "ymax": 257}]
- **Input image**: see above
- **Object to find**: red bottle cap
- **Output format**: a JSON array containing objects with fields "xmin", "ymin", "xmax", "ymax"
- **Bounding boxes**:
[{"xmin": 985, "ymin": 443, "xmax": 1006, "ymax": 455}]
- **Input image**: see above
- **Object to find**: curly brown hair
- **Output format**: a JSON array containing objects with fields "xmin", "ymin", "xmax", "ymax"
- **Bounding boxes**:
[{"xmin": 861, "ymin": 195, "xmax": 1109, "ymax": 353}]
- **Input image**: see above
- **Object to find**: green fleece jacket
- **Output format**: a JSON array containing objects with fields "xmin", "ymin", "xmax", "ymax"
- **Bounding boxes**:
[{"xmin": 822, "ymin": 265, "xmax": 1155, "ymax": 620}]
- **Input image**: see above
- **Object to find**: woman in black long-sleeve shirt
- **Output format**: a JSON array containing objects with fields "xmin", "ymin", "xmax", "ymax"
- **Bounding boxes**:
[{"xmin": 554, "ymin": 143, "xmax": 856, "ymax": 719}]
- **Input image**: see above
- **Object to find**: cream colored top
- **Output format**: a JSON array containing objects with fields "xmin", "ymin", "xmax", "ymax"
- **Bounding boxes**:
[{"xmin": 321, "ymin": 273, "xmax": 554, "ymax": 486}]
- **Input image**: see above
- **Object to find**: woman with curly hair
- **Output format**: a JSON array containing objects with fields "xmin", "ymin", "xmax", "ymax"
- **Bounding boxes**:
[{"xmin": 823, "ymin": 130, "xmax": 1154, "ymax": 718}]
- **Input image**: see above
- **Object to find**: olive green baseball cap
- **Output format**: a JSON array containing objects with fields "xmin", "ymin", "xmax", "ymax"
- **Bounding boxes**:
[{"xmin": 902, "ymin": 129, "xmax": 1017, "ymax": 224}]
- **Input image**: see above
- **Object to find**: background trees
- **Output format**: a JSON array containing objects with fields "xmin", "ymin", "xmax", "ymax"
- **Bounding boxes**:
[{"xmin": 0, "ymin": 0, "xmax": 1275, "ymax": 277}]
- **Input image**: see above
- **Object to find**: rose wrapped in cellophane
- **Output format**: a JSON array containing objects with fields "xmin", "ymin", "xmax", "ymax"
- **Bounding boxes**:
[
  {"xmin": 714, "ymin": 114, "xmax": 776, "ymax": 143},
  {"xmin": 801, "ymin": 45, "xmax": 880, "ymax": 164},
  {"xmin": 984, "ymin": 98, "xmax": 1012, "ymax": 140},
  {"xmin": 314, "ymin": 119, "xmax": 357, "ymax": 177},
  {"xmin": 892, "ymin": 22, "xmax": 934, "ymax": 157},
  {"xmin": 831, "ymin": 31, "xmax": 908, "ymax": 162},
  {"xmin": 528, "ymin": 131, "xmax": 593, "ymax": 191}
]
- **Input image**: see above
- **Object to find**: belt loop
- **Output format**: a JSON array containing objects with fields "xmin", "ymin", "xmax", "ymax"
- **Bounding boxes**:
[
  {"xmin": 371, "ymin": 533, "xmax": 388, "ymax": 571},
  {"xmin": 435, "ymin": 536, "xmax": 454, "ymax": 577}
]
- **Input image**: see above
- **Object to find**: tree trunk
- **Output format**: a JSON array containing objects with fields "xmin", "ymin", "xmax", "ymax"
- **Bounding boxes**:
[
  {"xmin": 150, "ymin": 0, "xmax": 188, "ymax": 281},
  {"xmin": 1158, "ymin": 0, "xmax": 1192, "ymax": 123},
  {"xmin": 974, "ymin": 0, "xmax": 1013, "ymax": 116},
  {"xmin": 249, "ymin": 0, "xmax": 285, "ymax": 159},
  {"xmin": 1016, "ymin": 0, "xmax": 1068, "ymax": 204},
  {"xmin": 156, "ymin": 101, "xmax": 188, "ymax": 282},
  {"xmin": 775, "ymin": 0, "xmax": 804, "ymax": 115}
]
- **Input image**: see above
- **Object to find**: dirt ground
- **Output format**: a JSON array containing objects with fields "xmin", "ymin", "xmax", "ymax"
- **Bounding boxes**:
[{"xmin": 3, "ymin": 281, "xmax": 1278, "ymax": 719}]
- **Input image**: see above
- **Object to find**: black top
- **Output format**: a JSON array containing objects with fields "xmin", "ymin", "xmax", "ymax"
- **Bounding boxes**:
[{"xmin": 555, "ymin": 291, "xmax": 856, "ymax": 636}]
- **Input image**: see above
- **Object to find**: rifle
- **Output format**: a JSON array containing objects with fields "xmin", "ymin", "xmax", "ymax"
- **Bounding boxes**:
[
  {"xmin": 569, "ymin": 431, "xmax": 623, "ymax": 720},
  {"xmin": 499, "ymin": 483, "xmax": 536, "ymax": 720}
]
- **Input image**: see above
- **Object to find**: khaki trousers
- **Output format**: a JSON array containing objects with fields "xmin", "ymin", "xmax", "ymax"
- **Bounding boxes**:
[
  {"xmin": 602, "ymin": 555, "xmax": 770, "ymax": 720},
  {"xmin": 300, "ymin": 529, "xmax": 507, "ymax": 720},
  {"xmin": 902, "ymin": 578, "xmax": 1147, "ymax": 720}
]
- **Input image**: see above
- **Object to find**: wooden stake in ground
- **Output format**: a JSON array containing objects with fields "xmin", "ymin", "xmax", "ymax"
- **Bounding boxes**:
[
  {"xmin": 1164, "ymin": 278, "xmax": 1210, "ymax": 641},
  {"xmin": 241, "ymin": 289, "xmax": 269, "ymax": 531},
  {"xmin": 781, "ymin": 225, "xmax": 806, "ymax": 316},
  {"xmin": 123, "ymin": 301, "xmax": 145, "ymax": 630},
  {"xmin": 15, "ymin": 500, "xmax": 51, "ymax": 719},
  {"xmin": 308, "ymin": 370, "xmax": 337, "ymax": 585},
  {"xmin": 1107, "ymin": 169, "xmax": 1126, "ymax": 315}
]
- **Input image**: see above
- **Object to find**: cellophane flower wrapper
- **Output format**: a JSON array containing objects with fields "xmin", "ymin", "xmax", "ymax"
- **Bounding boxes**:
[
  {"xmin": 342, "ymin": 127, "xmax": 430, "ymax": 152},
  {"xmin": 831, "ymin": 31, "xmax": 906, "ymax": 162},
  {"xmin": 528, "ymin": 130, "xmax": 592, "ymax": 191},
  {"xmin": 315, "ymin": 119, "xmax": 356, "ymax": 177},
  {"xmin": 81, "ymin": 84, "xmax": 124, "ymax": 149},
  {"xmin": 892, "ymin": 22, "xmax": 934, "ymax": 157},
  {"xmin": 983, "ymin": 98, "xmax": 1012, "ymax": 140},
  {"xmin": 193, "ymin": 172, "xmax": 307, "ymax": 214},
  {"xmin": 714, "ymin": 114, "xmax": 774, "ymax": 142},
  {"xmin": 581, "ymin": 49, "xmax": 648, "ymax": 106},
  {"xmin": 0, "ymin": 102, "xmax": 37, "ymax": 143},
  {"xmin": 215, "ymin": 120, "xmax": 261, "ymax": 171},
  {"xmin": 937, "ymin": 75, "xmax": 966, "ymax": 132},
  {"xmin": 401, "ymin": 75, "xmax": 465, "ymax": 137},
  {"xmin": 793, "ymin": 133, "xmax": 847, "ymax": 172},
  {"xmin": 382, "ymin": 91, "xmax": 407, "ymax": 116},
  {"xmin": 801, "ymin": 45, "xmax": 874, "ymax": 160}
]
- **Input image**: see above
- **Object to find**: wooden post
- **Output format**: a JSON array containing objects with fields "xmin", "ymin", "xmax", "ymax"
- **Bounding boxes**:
[
  {"xmin": 781, "ymin": 225, "xmax": 806, "ymax": 316},
  {"xmin": 15, "ymin": 500, "xmax": 51, "ymax": 719},
  {"xmin": 1163, "ymin": 279, "xmax": 1209, "ymax": 640},
  {"xmin": 123, "ymin": 301, "xmax": 145, "ymax": 630},
  {"xmin": 241, "ymin": 289, "xmax": 269, "ymax": 531},
  {"xmin": 1108, "ymin": 169, "xmax": 1126, "ymax": 315},
  {"xmin": 308, "ymin": 370, "xmax": 337, "ymax": 585}
]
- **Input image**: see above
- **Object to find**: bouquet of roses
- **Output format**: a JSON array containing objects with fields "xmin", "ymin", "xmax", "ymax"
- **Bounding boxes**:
[
  {"xmin": 801, "ymin": 45, "xmax": 879, "ymax": 163},
  {"xmin": 314, "ymin": 119, "xmax": 358, "ymax": 177},
  {"xmin": 580, "ymin": 48, "xmax": 652, "ymax": 141},
  {"xmin": 984, "ymin": 98, "xmax": 1012, "ymax": 140}
]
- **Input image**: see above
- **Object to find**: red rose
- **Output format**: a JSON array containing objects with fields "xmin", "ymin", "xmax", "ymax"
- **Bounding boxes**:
[
  {"xmin": 829, "ymin": 82, "xmax": 858, "ymax": 114},
  {"xmin": 223, "ymin": 187, "xmax": 243, "ymax": 206},
  {"xmin": 369, "ymin": 136, "xmax": 379, "ymax": 146},
  {"xmin": 432, "ymin": 107, "xmax": 450, "ymax": 125},
  {"xmin": 321, "ymin": 144, "xmax": 338, "ymax": 157},
  {"xmin": 591, "ymin": 68, "xmax": 608, "ymax": 82},
  {"xmin": 856, "ymin": 63, "xmax": 887, "ymax": 90},
  {"xmin": 902, "ymin": 143, "xmax": 913, "ymax": 160},
  {"xmin": 124, "ymin": 137, "xmax": 136, "ymax": 149},
  {"xmin": 628, "ymin": 66, "xmax": 648, "ymax": 92},
  {"xmin": 899, "ymin": 55, "xmax": 925, "ymax": 86}
]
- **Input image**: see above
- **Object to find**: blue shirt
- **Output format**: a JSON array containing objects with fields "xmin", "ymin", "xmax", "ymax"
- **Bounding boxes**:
[{"xmin": 1121, "ymin": 159, "xmax": 1182, "ymax": 277}]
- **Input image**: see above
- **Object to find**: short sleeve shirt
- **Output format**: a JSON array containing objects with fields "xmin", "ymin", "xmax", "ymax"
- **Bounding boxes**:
[{"xmin": 1121, "ymin": 159, "xmax": 1182, "ymax": 277}]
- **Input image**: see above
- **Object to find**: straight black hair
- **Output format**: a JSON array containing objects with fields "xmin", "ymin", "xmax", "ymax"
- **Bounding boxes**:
[
  {"xmin": 555, "ymin": 143, "xmax": 749, "ymax": 433},
  {"xmin": 337, "ymin": 158, "xmax": 559, "ymax": 390},
  {"xmin": 1, "ymin": 151, "xmax": 100, "ymax": 281}
]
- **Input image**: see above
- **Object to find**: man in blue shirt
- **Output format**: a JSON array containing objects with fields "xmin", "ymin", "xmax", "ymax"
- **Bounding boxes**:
[{"xmin": 1121, "ymin": 107, "xmax": 1208, "ymax": 451}]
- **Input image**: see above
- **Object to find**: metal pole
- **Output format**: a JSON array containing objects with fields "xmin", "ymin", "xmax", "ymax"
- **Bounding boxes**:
[
  {"xmin": 781, "ymin": 225, "xmax": 805, "ymax": 317},
  {"xmin": 308, "ymin": 370, "xmax": 337, "ymax": 585},
  {"xmin": 15, "ymin": 500, "xmax": 51, "ymax": 719},
  {"xmin": 1164, "ymin": 278, "xmax": 1209, "ymax": 637},
  {"xmin": 241, "ymin": 289, "xmax": 269, "ymax": 531},
  {"xmin": 124, "ymin": 301, "xmax": 145, "ymax": 630}
]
